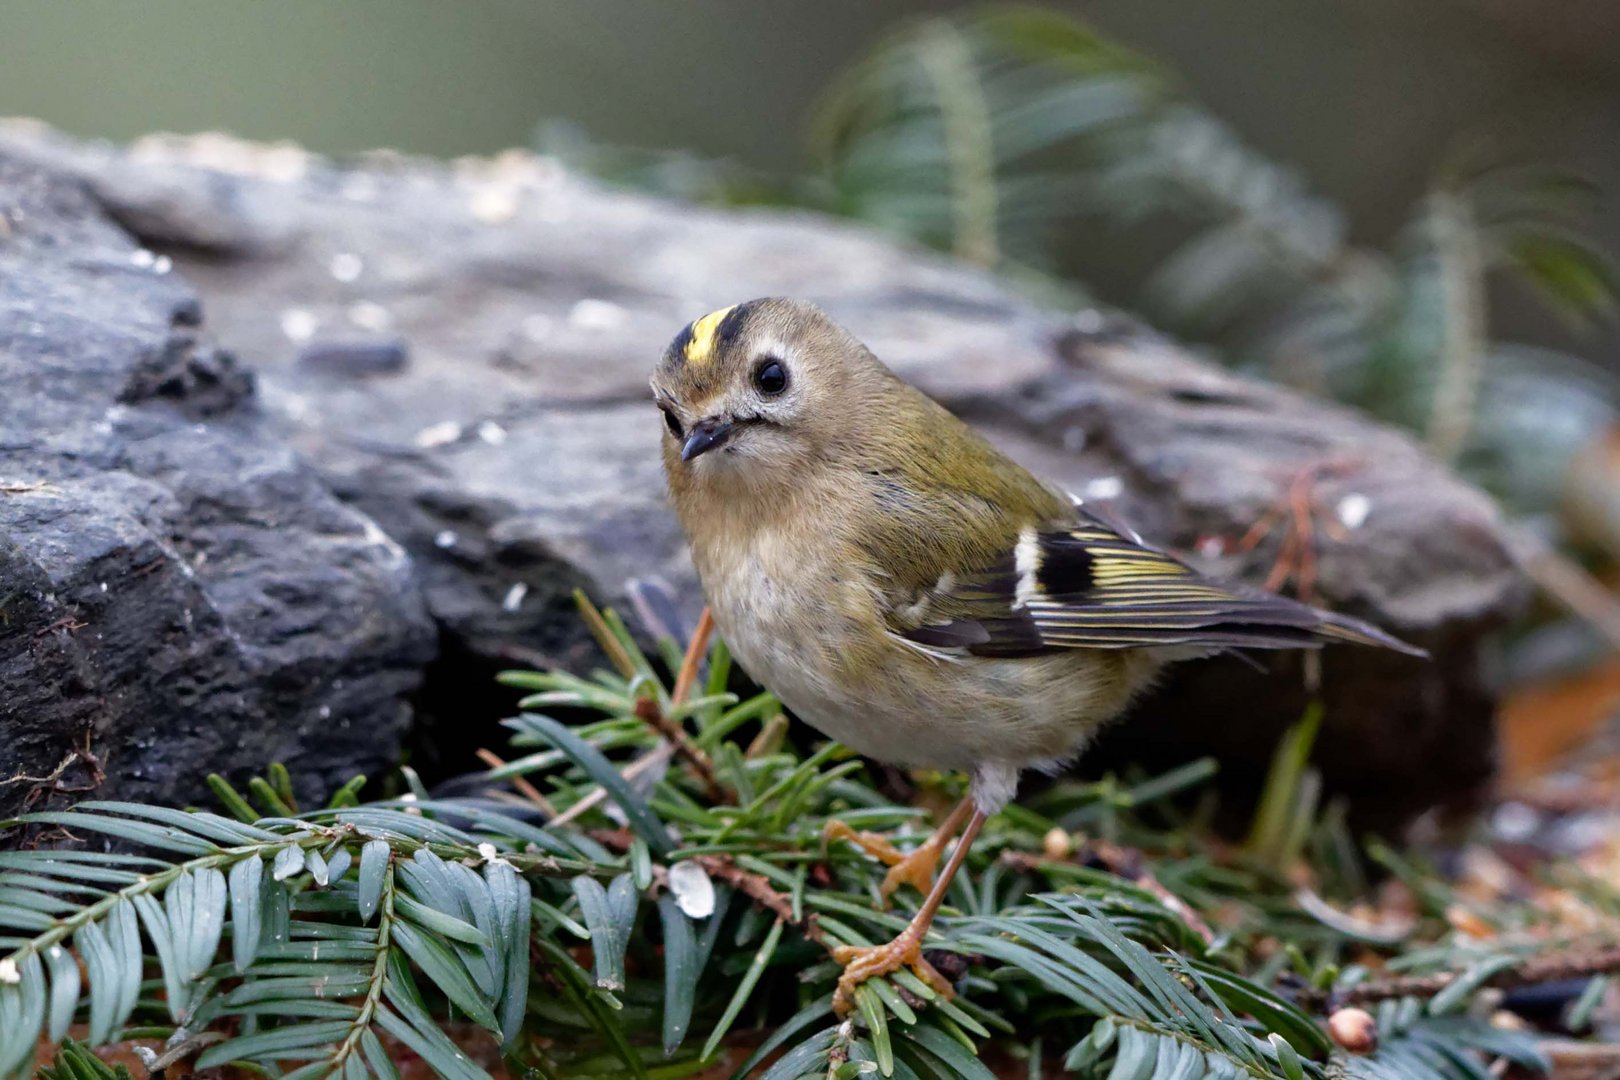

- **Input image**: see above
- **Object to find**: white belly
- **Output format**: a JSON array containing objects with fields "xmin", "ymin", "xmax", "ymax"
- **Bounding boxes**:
[{"xmin": 692, "ymin": 525, "xmax": 1153, "ymax": 773}]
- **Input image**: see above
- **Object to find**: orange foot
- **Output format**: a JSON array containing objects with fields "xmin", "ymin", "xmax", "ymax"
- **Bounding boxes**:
[
  {"xmin": 832, "ymin": 925, "xmax": 954, "ymax": 1016},
  {"xmin": 823, "ymin": 819, "xmax": 950, "ymax": 907}
]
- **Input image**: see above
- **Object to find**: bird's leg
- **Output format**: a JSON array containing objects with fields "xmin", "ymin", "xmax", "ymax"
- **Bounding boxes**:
[
  {"xmin": 831, "ymin": 806, "xmax": 987, "ymax": 1016},
  {"xmin": 824, "ymin": 797, "xmax": 974, "ymax": 907}
]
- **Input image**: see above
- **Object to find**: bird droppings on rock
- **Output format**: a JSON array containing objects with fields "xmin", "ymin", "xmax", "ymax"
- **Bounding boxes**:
[
  {"xmin": 280, "ymin": 307, "xmax": 317, "ymax": 342},
  {"xmin": 1337, "ymin": 492, "xmax": 1372, "ymax": 530},
  {"xmin": 328, "ymin": 252, "xmax": 364, "ymax": 282},
  {"xmin": 568, "ymin": 298, "xmax": 628, "ymax": 331},
  {"xmin": 127, "ymin": 248, "xmax": 173, "ymax": 274},
  {"xmin": 1082, "ymin": 475, "xmax": 1124, "ymax": 500},
  {"xmin": 414, "ymin": 420, "xmax": 463, "ymax": 448},
  {"xmin": 468, "ymin": 184, "xmax": 521, "ymax": 223},
  {"xmin": 347, "ymin": 300, "xmax": 392, "ymax": 332}
]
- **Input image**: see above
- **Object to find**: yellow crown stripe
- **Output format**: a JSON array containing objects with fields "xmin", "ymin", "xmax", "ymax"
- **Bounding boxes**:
[{"xmin": 684, "ymin": 305, "xmax": 737, "ymax": 366}]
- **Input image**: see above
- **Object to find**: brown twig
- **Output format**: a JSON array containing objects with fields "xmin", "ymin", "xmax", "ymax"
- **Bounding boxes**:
[
  {"xmin": 634, "ymin": 697, "xmax": 728, "ymax": 804},
  {"xmin": 1282, "ymin": 467, "xmax": 1318, "ymax": 599},
  {"xmin": 546, "ymin": 743, "xmax": 673, "ymax": 829},
  {"xmin": 0, "ymin": 751, "xmax": 80, "ymax": 789},
  {"xmin": 627, "ymin": 604, "xmax": 728, "ymax": 802},
  {"xmin": 546, "ymin": 601, "xmax": 728, "ymax": 826},
  {"xmin": 33, "ymin": 615, "xmax": 88, "ymax": 638},
  {"xmin": 137, "ymin": 1030, "xmax": 228, "ymax": 1074},
  {"xmin": 1235, "ymin": 504, "xmax": 1286, "ymax": 555},
  {"xmin": 693, "ymin": 854, "xmax": 824, "ymax": 943},
  {"xmin": 1293, "ymin": 886, "xmax": 1414, "ymax": 946},
  {"xmin": 1135, "ymin": 871, "xmax": 1216, "ymax": 947},
  {"xmin": 1301, "ymin": 942, "xmax": 1620, "ymax": 1011},
  {"xmin": 672, "ymin": 605, "xmax": 714, "ymax": 706},
  {"xmin": 1235, "ymin": 458, "xmax": 1363, "ymax": 603},
  {"xmin": 1532, "ymin": 1039, "xmax": 1620, "ymax": 1079},
  {"xmin": 475, "ymin": 748, "xmax": 559, "ymax": 817},
  {"xmin": 6, "ymin": 731, "xmax": 106, "ymax": 812},
  {"xmin": 574, "ymin": 589, "xmax": 639, "ymax": 680}
]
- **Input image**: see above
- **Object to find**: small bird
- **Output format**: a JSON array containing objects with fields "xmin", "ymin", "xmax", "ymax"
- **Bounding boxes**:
[{"xmin": 652, "ymin": 298, "xmax": 1421, "ymax": 1014}]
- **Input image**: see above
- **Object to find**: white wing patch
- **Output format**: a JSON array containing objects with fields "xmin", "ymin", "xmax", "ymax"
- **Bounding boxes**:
[{"xmin": 1012, "ymin": 525, "xmax": 1041, "ymax": 610}]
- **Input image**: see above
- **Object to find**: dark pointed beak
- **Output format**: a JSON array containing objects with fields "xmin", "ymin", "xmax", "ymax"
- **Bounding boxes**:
[{"xmin": 681, "ymin": 417, "xmax": 735, "ymax": 461}]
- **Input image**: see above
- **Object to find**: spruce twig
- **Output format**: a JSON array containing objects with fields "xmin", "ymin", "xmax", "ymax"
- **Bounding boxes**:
[{"xmin": 1304, "ymin": 941, "xmax": 1620, "ymax": 1011}]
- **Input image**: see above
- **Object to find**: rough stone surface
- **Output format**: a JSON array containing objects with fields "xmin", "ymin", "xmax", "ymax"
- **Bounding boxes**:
[
  {"xmin": 0, "ymin": 124, "xmax": 1528, "ymax": 823},
  {"xmin": 0, "ymin": 149, "xmax": 436, "ymax": 822}
]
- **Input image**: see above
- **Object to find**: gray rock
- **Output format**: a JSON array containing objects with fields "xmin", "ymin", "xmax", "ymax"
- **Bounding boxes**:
[
  {"xmin": 0, "ymin": 124, "xmax": 1526, "ymax": 823},
  {"xmin": 0, "ymin": 150, "xmax": 436, "ymax": 823}
]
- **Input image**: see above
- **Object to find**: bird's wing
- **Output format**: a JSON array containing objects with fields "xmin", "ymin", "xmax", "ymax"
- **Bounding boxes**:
[{"xmin": 888, "ymin": 505, "xmax": 1424, "ymax": 658}]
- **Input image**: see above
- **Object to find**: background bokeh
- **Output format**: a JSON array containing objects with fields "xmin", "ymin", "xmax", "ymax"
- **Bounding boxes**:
[{"xmin": 7, "ymin": 0, "xmax": 1620, "ymax": 367}]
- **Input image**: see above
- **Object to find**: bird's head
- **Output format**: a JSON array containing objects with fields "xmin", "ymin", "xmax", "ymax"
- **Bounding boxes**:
[{"xmin": 651, "ymin": 298, "xmax": 879, "ymax": 488}]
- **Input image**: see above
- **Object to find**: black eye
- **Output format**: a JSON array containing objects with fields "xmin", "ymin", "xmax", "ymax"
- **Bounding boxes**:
[
  {"xmin": 753, "ymin": 359, "xmax": 788, "ymax": 396},
  {"xmin": 662, "ymin": 407, "xmax": 683, "ymax": 438}
]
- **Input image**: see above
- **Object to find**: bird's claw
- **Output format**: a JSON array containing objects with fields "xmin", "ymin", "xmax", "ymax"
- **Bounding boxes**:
[
  {"xmin": 876, "ymin": 840, "xmax": 945, "ymax": 905},
  {"xmin": 823, "ymin": 819, "xmax": 947, "ymax": 908},
  {"xmin": 831, "ymin": 927, "xmax": 953, "ymax": 1016}
]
